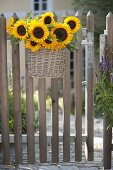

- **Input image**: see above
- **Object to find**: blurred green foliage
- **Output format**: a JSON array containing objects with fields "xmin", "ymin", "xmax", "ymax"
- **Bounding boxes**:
[
  {"xmin": 94, "ymin": 70, "xmax": 113, "ymax": 127},
  {"xmin": 8, "ymin": 90, "xmax": 39, "ymax": 134},
  {"xmin": 72, "ymin": 0, "xmax": 113, "ymax": 48},
  {"xmin": 94, "ymin": 47, "xmax": 113, "ymax": 127},
  {"xmin": 0, "ymin": 90, "xmax": 39, "ymax": 134}
]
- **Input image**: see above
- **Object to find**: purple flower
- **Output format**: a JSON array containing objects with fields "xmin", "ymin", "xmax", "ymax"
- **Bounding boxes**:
[{"xmin": 99, "ymin": 59, "xmax": 108, "ymax": 71}]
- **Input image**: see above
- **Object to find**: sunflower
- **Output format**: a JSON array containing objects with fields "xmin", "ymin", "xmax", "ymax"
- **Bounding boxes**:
[
  {"xmin": 25, "ymin": 40, "xmax": 41, "ymax": 52},
  {"xmin": 40, "ymin": 12, "xmax": 55, "ymax": 25},
  {"xmin": 7, "ymin": 17, "xmax": 14, "ymax": 35},
  {"xmin": 28, "ymin": 21, "xmax": 49, "ymax": 43},
  {"xmin": 34, "ymin": 15, "xmax": 39, "ymax": 21},
  {"xmin": 55, "ymin": 43, "xmax": 66, "ymax": 51},
  {"xmin": 42, "ymin": 34, "xmax": 57, "ymax": 50},
  {"xmin": 13, "ymin": 20, "xmax": 28, "ymax": 40},
  {"xmin": 64, "ymin": 16, "xmax": 81, "ymax": 33},
  {"xmin": 51, "ymin": 23, "xmax": 72, "ymax": 46},
  {"xmin": 27, "ymin": 19, "xmax": 37, "ymax": 28},
  {"xmin": 27, "ymin": 15, "xmax": 38, "ymax": 26}
]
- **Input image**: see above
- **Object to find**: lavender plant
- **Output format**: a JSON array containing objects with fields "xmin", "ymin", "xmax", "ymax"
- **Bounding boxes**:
[{"xmin": 95, "ymin": 55, "xmax": 113, "ymax": 128}]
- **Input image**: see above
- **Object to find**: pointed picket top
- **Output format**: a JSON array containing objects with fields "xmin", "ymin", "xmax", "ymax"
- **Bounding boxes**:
[
  {"xmin": 75, "ymin": 11, "xmax": 82, "ymax": 18},
  {"xmin": 12, "ymin": 12, "xmax": 18, "ymax": 18},
  {"xmin": 86, "ymin": 11, "xmax": 94, "ymax": 32},
  {"xmin": 53, "ymin": 11, "xmax": 57, "ymax": 17},
  {"xmin": 53, "ymin": 11, "xmax": 58, "ymax": 21},
  {"xmin": 75, "ymin": 11, "xmax": 82, "ymax": 24},
  {"xmin": 0, "ymin": 14, "xmax": 6, "ymax": 24},
  {"xmin": 87, "ymin": 10, "xmax": 94, "ymax": 17},
  {"xmin": 106, "ymin": 12, "xmax": 113, "ymax": 25},
  {"xmin": 62, "ymin": 13, "xmax": 66, "ymax": 18},
  {"xmin": 106, "ymin": 12, "xmax": 113, "ymax": 37},
  {"xmin": 75, "ymin": 11, "xmax": 81, "ymax": 17},
  {"xmin": 0, "ymin": 13, "xmax": 5, "ymax": 18},
  {"xmin": 62, "ymin": 13, "xmax": 66, "ymax": 19},
  {"xmin": 106, "ymin": 12, "xmax": 113, "ymax": 18}
]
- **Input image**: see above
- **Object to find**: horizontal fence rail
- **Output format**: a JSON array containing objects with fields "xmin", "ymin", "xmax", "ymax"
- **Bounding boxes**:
[{"xmin": 0, "ymin": 134, "xmax": 87, "ymax": 144}]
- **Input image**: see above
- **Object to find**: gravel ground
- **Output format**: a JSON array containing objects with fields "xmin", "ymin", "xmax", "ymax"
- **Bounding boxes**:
[{"xmin": 0, "ymin": 163, "xmax": 101, "ymax": 170}]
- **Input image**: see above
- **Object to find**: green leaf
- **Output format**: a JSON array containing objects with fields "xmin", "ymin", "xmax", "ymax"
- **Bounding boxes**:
[
  {"xmin": 25, "ymin": 11, "xmax": 32, "ymax": 19},
  {"xmin": 10, "ymin": 35, "xmax": 21, "ymax": 45}
]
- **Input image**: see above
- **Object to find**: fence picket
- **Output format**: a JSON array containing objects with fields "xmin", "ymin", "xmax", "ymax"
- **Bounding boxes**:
[
  {"xmin": 38, "ymin": 78, "xmax": 47, "ymax": 162},
  {"xmin": 0, "ymin": 14, "xmax": 2, "ymax": 159},
  {"xmin": 103, "ymin": 12, "xmax": 113, "ymax": 170},
  {"xmin": 51, "ymin": 78, "xmax": 59, "ymax": 163},
  {"xmin": 63, "ymin": 50, "xmax": 70, "ymax": 162},
  {"xmin": 86, "ymin": 11, "xmax": 94, "ymax": 161},
  {"xmin": 12, "ymin": 42, "xmax": 22, "ymax": 163},
  {"xmin": 25, "ymin": 54, "xmax": 35, "ymax": 163},
  {"xmin": 86, "ymin": 66, "xmax": 94, "ymax": 160},
  {"xmin": 11, "ymin": 13, "xmax": 23, "ymax": 164},
  {"xmin": 74, "ymin": 11, "xmax": 82, "ymax": 162},
  {"xmin": 0, "ymin": 14, "xmax": 10, "ymax": 164}
]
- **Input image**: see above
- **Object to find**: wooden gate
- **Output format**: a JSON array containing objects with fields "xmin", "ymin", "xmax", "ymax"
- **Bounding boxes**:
[{"xmin": 0, "ymin": 11, "xmax": 94, "ymax": 165}]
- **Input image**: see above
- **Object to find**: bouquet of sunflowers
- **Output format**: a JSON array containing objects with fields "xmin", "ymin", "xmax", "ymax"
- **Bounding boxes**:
[{"xmin": 7, "ymin": 12, "xmax": 81, "ymax": 52}]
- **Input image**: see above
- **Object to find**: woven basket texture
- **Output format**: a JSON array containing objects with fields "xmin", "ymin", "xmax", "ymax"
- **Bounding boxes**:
[{"xmin": 26, "ymin": 48, "xmax": 68, "ymax": 78}]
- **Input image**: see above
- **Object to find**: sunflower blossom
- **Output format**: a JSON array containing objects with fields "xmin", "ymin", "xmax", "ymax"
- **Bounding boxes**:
[
  {"xmin": 7, "ymin": 12, "xmax": 81, "ymax": 52},
  {"xmin": 42, "ymin": 34, "xmax": 57, "ymax": 50},
  {"xmin": 25, "ymin": 40, "xmax": 41, "ymax": 52},
  {"xmin": 28, "ymin": 21, "xmax": 49, "ymax": 43},
  {"xmin": 64, "ymin": 16, "xmax": 81, "ymax": 33},
  {"xmin": 55, "ymin": 43, "xmax": 66, "ymax": 51},
  {"xmin": 40, "ymin": 12, "xmax": 55, "ymax": 25},
  {"xmin": 51, "ymin": 23, "xmax": 73, "ymax": 46},
  {"xmin": 7, "ymin": 17, "xmax": 15, "ymax": 35},
  {"xmin": 13, "ymin": 19, "xmax": 28, "ymax": 40}
]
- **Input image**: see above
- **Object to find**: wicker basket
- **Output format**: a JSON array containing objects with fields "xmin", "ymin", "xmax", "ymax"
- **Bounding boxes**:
[{"xmin": 26, "ymin": 48, "xmax": 68, "ymax": 78}]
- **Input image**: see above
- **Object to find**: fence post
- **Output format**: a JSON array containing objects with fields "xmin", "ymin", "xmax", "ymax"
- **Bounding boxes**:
[
  {"xmin": 51, "ymin": 78, "xmax": 59, "ymax": 163},
  {"xmin": 12, "ymin": 13, "xmax": 23, "ymax": 164},
  {"xmin": 63, "ymin": 50, "xmax": 70, "ymax": 162},
  {"xmin": 51, "ymin": 15, "xmax": 59, "ymax": 162},
  {"xmin": 38, "ymin": 78, "xmax": 47, "ymax": 163},
  {"xmin": 0, "ymin": 14, "xmax": 10, "ymax": 164},
  {"xmin": 85, "ymin": 11, "xmax": 94, "ymax": 161},
  {"xmin": 74, "ymin": 11, "xmax": 82, "ymax": 161},
  {"xmin": 12, "ymin": 41, "xmax": 23, "ymax": 163},
  {"xmin": 103, "ymin": 12, "xmax": 113, "ymax": 170},
  {"xmin": 25, "ymin": 50, "xmax": 35, "ymax": 164},
  {"xmin": 0, "ymin": 14, "xmax": 2, "ymax": 160},
  {"xmin": 103, "ymin": 119, "xmax": 112, "ymax": 169}
]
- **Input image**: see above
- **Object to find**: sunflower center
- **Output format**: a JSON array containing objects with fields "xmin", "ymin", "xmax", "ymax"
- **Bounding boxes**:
[
  {"xmin": 44, "ymin": 16, "xmax": 52, "ymax": 24},
  {"xmin": 68, "ymin": 20, "xmax": 76, "ymax": 29},
  {"xmin": 54, "ymin": 28, "xmax": 67, "ymax": 42},
  {"xmin": 17, "ymin": 25, "xmax": 26, "ymax": 36},
  {"xmin": 30, "ymin": 41, "xmax": 37, "ymax": 46},
  {"xmin": 33, "ymin": 27, "xmax": 44, "ymax": 39},
  {"xmin": 45, "ymin": 39, "xmax": 52, "ymax": 44}
]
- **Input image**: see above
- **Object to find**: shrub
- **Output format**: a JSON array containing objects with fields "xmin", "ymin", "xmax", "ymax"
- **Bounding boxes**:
[
  {"xmin": 0, "ymin": 90, "xmax": 39, "ymax": 134},
  {"xmin": 94, "ymin": 54, "xmax": 113, "ymax": 127}
]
